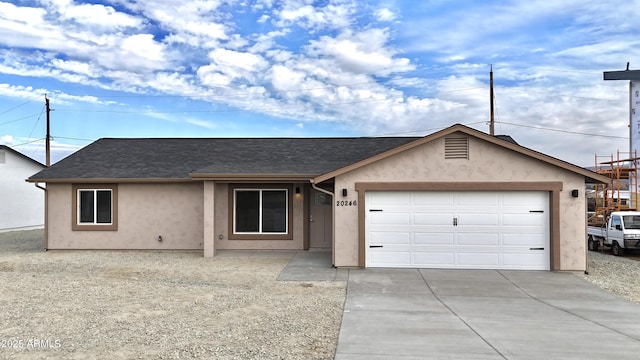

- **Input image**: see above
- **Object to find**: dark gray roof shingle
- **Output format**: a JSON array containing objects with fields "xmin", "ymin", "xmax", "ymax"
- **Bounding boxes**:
[{"xmin": 29, "ymin": 137, "xmax": 421, "ymax": 180}]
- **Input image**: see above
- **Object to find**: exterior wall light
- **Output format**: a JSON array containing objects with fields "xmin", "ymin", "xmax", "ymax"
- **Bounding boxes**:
[{"xmin": 342, "ymin": 188, "xmax": 347, "ymax": 197}]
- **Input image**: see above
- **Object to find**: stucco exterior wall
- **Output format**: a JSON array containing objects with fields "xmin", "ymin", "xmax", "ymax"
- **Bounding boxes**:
[
  {"xmin": 46, "ymin": 182, "xmax": 204, "ymax": 249},
  {"xmin": 0, "ymin": 149, "xmax": 45, "ymax": 232},
  {"xmin": 333, "ymin": 135, "xmax": 587, "ymax": 271},
  {"xmin": 212, "ymin": 183, "xmax": 306, "ymax": 250}
]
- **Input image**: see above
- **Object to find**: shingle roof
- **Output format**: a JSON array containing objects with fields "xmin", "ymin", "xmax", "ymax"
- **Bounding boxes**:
[{"xmin": 28, "ymin": 137, "xmax": 421, "ymax": 181}]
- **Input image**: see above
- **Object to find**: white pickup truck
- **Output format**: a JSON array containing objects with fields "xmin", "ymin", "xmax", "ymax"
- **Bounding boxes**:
[{"xmin": 587, "ymin": 211, "xmax": 640, "ymax": 256}]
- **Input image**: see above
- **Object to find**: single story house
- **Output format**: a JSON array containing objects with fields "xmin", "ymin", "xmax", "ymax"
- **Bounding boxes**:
[
  {"xmin": 1, "ymin": 145, "xmax": 45, "ymax": 232},
  {"xmin": 27, "ymin": 124, "xmax": 609, "ymax": 271}
]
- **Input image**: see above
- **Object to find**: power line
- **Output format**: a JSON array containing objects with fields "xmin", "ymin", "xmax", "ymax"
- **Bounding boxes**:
[
  {"xmin": 0, "ymin": 93, "xmax": 43, "ymax": 115},
  {"xmin": 54, "ymin": 136, "xmax": 94, "ymax": 142},
  {"xmin": 0, "ymin": 113, "xmax": 41, "ymax": 126},
  {"xmin": 502, "ymin": 87, "xmax": 623, "ymax": 102},
  {"xmin": 22, "ymin": 104, "xmax": 46, "ymax": 155},
  {"xmin": 12, "ymin": 137, "xmax": 45, "ymax": 147},
  {"xmin": 495, "ymin": 121, "xmax": 627, "ymax": 139}
]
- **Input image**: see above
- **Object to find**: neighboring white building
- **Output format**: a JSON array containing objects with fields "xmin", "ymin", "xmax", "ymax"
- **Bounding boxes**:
[{"xmin": 0, "ymin": 145, "xmax": 45, "ymax": 232}]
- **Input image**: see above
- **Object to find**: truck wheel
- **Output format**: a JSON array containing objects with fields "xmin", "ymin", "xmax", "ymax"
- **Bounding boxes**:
[
  {"xmin": 612, "ymin": 241, "xmax": 624, "ymax": 256},
  {"xmin": 588, "ymin": 235, "xmax": 599, "ymax": 251}
]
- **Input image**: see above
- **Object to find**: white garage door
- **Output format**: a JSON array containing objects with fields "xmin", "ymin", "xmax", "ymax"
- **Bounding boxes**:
[{"xmin": 366, "ymin": 191, "xmax": 550, "ymax": 270}]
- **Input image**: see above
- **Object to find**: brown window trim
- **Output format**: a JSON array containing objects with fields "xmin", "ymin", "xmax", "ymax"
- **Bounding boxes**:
[
  {"xmin": 228, "ymin": 184, "xmax": 293, "ymax": 240},
  {"xmin": 72, "ymin": 184, "xmax": 118, "ymax": 231}
]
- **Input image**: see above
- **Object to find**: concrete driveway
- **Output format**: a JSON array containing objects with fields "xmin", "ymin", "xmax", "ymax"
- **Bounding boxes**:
[{"xmin": 335, "ymin": 268, "xmax": 640, "ymax": 360}]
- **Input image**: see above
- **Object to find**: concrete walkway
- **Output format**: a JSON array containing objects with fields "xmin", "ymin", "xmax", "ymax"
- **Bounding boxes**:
[{"xmin": 277, "ymin": 249, "xmax": 348, "ymax": 281}]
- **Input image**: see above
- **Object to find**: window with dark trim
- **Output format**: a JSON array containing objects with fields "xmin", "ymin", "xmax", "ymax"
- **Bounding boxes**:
[
  {"xmin": 72, "ymin": 184, "xmax": 118, "ymax": 231},
  {"xmin": 229, "ymin": 185, "xmax": 293, "ymax": 240}
]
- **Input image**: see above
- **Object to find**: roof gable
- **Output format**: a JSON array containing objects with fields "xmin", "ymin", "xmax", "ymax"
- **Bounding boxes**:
[
  {"xmin": 0, "ymin": 145, "xmax": 45, "ymax": 168},
  {"xmin": 312, "ymin": 124, "xmax": 610, "ymax": 184}
]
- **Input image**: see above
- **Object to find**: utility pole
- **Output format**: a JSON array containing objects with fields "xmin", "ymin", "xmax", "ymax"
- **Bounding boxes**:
[
  {"xmin": 45, "ymin": 95, "xmax": 50, "ymax": 167},
  {"xmin": 603, "ymin": 63, "xmax": 640, "ymax": 207},
  {"xmin": 489, "ymin": 65, "xmax": 495, "ymax": 136}
]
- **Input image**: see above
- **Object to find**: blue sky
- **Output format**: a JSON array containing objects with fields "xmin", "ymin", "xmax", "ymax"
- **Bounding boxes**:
[{"xmin": 0, "ymin": 0, "xmax": 638, "ymax": 166}]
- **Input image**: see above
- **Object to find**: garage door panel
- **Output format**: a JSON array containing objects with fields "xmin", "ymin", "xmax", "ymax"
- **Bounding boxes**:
[
  {"xmin": 502, "ymin": 253, "xmax": 547, "ymax": 269},
  {"xmin": 457, "ymin": 252, "xmax": 500, "ymax": 266},
  {"xmin": 455, "ymin": 192, "xmax": 499, "ymax": 206},
  {"xmin": 366, "ymin": 191, "xmax": 550, "ymax": 270},
  {"xmin": 458, "ymin": 213, "xmax": 500, "ymax": 226},
  {"xmin": 414, "ymin": 213, "xmax": 455, "ymax": 226},
  {"xmin": 457, "ymin": 233, "xmax": 499, "ymax": 246},
  {"xmin": 370, "ymin": 192, "xmax": 411, "ymax": 206},
  {"xmin": 414, "ymin": 192, "xmax": 454, "ymax": 206},
  {"xmin": 502, "ymin": 233, "xmax": 546, "ymax": 246},
  {"xmin": 370, "ymin": 231, "xmax": 411, "ymax": 245},
  {"xmin": 369, "ymin": 212, "xmax": 410, "ymax": 225},
  {"xmin": 414, "ymin": 232, "xmax": 455, "ymax": 245},
  {"xmin": 414, "ymin": 252, "xmax": 455, "ymax": 266},
  {"xmin": 503, "ymin": 213, "xmax": 546, "ymax": 226},
  {"xmin": 369, "ymin": 251, "xmax": 411, "ymax": 266},
  {"xmin": 502, "ymin": 192, "xmax": 547, "ymax": 206}
]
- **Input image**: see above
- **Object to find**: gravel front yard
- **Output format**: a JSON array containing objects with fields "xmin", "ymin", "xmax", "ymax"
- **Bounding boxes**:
[
  {"xmin": 0, "ymin": 230, "xmax": 346, "ymax": 359},
  {"xmin": 3, "ymin": 230, "xmax": 640, "ymax": 359},
  {"xmin": 583, "ymin": 250, "xmax": 640, "ymax": 304}
]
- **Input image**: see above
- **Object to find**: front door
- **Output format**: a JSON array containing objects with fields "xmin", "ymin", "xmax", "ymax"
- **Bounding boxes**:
[{"xmin": 310, "ymin": 189, "xmax": 332, "ymax": 248}]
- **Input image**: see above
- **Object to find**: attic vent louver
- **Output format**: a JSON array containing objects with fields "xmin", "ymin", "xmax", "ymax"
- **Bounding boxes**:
[{"xmin": 445, "ymin": 136, "xmax": 469, "ymax": 159}]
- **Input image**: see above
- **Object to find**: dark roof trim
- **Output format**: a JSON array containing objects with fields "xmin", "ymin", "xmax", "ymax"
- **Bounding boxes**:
[
  {"xmin": 26, "ymin": 178, "xmax": 194, "ymax": 184},
  {"xmin": 189, "ymin": 173, "xmax": 317, "ymax": 181}
]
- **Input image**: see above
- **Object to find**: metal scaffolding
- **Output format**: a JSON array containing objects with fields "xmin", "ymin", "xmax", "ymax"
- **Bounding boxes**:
[{"xmin": 590, "ymin": 151, "xmax": 639, "ymax": 226}]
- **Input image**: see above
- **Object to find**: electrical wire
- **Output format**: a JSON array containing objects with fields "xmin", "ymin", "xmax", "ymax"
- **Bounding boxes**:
[
  {"xmin": 23, "ymin": 105, "xmax": 46, "ymax": 156},
  {"xmin": 495, "ymin": 121, "xmax": 627, "ymax": 139},
  {"xmin": 0, "ymin": 93, "xmax": 43, "ymax": 115},
  {"xmin": 0, "ymin": 113, "xmax": 41, "ymax": 126},
  {"xmin": 11, "ymin": 137, "xmax": 45, "ymax": 147}
]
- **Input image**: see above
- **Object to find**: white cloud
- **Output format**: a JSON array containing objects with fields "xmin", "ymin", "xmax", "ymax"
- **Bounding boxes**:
[
  {"xmin": 306, "ymin": 29, "xmax": 414, "ymax": 76},
  {"xmin": 273, "ymin": 0, "xmax": 356, "ymax": 30},
  {"xmin": 52, "ymin": 0, "xmax": 143, "ymax": 31},
  {"xmin": 374, "ymin": 8, "xmax": 396, "ymax": 22},
  {"xmin": 1, "ymin": 134, "xmax": 13, "ymax": 144}
]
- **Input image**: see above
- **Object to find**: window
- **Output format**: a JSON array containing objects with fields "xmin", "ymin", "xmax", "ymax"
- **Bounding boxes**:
[
  {"xmin": 72, "ymin": 184, "xmax": 118, "ymax": 231},
  {"xmin": 611, "ymin": 216, "xmax": 622, "ymax": 230},
  {"xmin": 229, "ymin": 185, "xmax": 293, "ymax": 240},
  {"xmin": 79, "ymin": 189, "xmax": 112, "ymax": 224}
]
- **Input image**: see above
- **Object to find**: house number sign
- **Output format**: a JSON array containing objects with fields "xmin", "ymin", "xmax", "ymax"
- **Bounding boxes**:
[{"xmin": 336, "ymin": 200, "xmax": 357, "ymax": 206}]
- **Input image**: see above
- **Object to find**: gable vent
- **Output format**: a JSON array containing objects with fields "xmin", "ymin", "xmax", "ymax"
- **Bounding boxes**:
[{"xmin": 445, "ymin": 136, "xmax": 469, "ymax": 159}]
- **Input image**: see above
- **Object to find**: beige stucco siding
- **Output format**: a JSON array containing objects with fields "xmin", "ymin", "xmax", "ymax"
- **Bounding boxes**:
[
  {"xmin": 46, "ymin": 183, "xmax": 204, "ymax": 249},
  {"xmin": 333, "ymin": 135, "xmax": 587, "ymax": 271}
]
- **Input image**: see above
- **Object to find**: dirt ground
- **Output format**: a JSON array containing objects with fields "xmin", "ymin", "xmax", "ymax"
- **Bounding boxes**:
[{"xmin": 0, "ymin": 230, "xmax": 346, "ymax": 359}]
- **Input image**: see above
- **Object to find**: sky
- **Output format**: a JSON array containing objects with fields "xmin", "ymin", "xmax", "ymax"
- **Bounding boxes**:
[{"xmin": 0, "ymin": 0, "xmax": 639, "ymax": 166}]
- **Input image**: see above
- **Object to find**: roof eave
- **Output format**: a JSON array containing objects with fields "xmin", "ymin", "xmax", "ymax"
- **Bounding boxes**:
[
  {"xmin": 26, "ymin": 177, "xmax": 193, "ymax": 184},
  {"xmin": 189, "ymin": 173, "xmax": 317, "ymax": 181}
]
